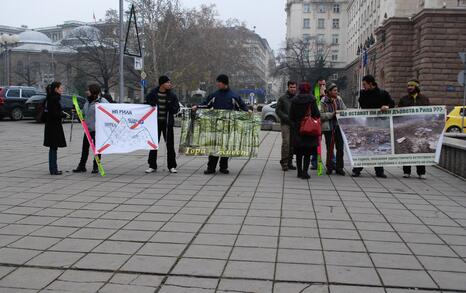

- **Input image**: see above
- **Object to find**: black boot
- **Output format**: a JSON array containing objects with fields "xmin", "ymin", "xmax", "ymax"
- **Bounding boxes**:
[
  {"xmin": 296, "ymin": 155, "xmax": 303, "ymax": 178},
  {"xmin": 73, "ymin": 166, "xmax": 86, "ymax": 173},
  {"xmin": 302, "ymin": 156, "xmax": 311, "ymax": 179}
]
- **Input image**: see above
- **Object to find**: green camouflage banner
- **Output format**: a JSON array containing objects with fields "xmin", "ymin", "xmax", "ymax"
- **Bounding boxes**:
[{"xmin": 179, "ymin": 109, "xmax": 261, "ymax": 157}]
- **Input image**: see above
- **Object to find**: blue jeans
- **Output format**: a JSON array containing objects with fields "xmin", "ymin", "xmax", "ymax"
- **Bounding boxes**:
[{"xmin": 49, "ymin": 147, "xmax": 58, "ymax": 173}]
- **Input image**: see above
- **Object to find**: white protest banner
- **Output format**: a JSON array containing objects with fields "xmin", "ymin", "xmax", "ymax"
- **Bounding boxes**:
[
  {"xmin": 95, "ymin": 103, "xmax": 158, "ymax": 154},
  {"xmin": 337, "ymin": 106, "xmax": 446, "ymax": 167}
]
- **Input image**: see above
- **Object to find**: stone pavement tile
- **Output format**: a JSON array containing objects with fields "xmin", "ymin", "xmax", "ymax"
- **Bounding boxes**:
[
  {"xmin": 91, "ymin": 240, "xmax": 142, "ymax": 255},
  {"xmin": 321, "ymin": 239, "xmax": 365, "ymax": 252},
  {"xmin": 281, "ymin": 218, "xmax": 316, "ymax": 228},
  {"xmin": 45, "ymin": 279, "xmax": 104, "ymax": 292},
  {"xmin": 327, "ymin": 266, "xmax": 381, "ymax": 286},
  {"xmin": 0, "ymin": 248, "xmax": 41, "ymax": 265},
  {"xmin": 73, "ymin": 253, "xmax": 130, "ymax": 270},
  {"xmin": 30, "ymin": 226, "xmax": 78, "ymax": 238},
  {"xmin": 164, "ymin": 276, "xmax": 217, "ymax": 289},
  {"xmin": 224, "ymin": 260, "xmax": 274, "ymax": 280},
  {"xmin": 109, "ymin": 273, "xmax": 163, "ymax": 287},
  {"xmin": 16, "ymin": 216, "xmax": 59, "ymax": 225},
  {"xmin": 0, "ymin": 266, "xmax": 15, "ymax": 279},
  {"xmin": 418, "ymin": 256, "xmax": 466, "ymax": 272},
  {"xmin": 123, "ymin": 220, "xmax": 164, "ymax": 231},
  {"xmin": 193, "ymin": 233, "xmax": 237, "ymax": 246},
  {"xmin": 239, "ymin": 225, "xmax": 280, "ymax": 236},
  {"xmin": 386, "ymin": 290, "xmax": 441, "ymax": 293},
  {"xmin": 406, "ymin": 243, "xmax": 457, "ymax": 257},
  {"xmin": 280, "ymin": 226, "xmax": 318, "ymax": 238},
  {"xmin": 151, "ymin": 231, "xmax": 195, "ymax": 244},
  {"xmin": 279, "ymin": 236, "xmax": 321, "ymax": 250},
  {"xmin": 49, "ymin": 238, "xmax": 102, "ymax": 252},
  {"xmin": 0, "ymin": 235, "xmax": 21, "ymax": 247},
  {"xmin": 438, "ymin": 234, "xmax": 466, "ymax": 246},
  {"xmin": 110, "ymin": 230, "xmax": 154, "ymax": 242},
  {"xmin": 452, "ymin": 245, "xmax": 466, "ymax": 257},
  {"xmin": 277, "ymin": 249, "xmax": 324, "ymax": 264},
  {"xmin": 276, "ymin": 263, "xmax": 326, "ymax": 282},
  {"xmin": 8, "ymin": 236, "xmax": 61, "ymax": 250},
  {"xmin": 359, "ymin": 230, "xmax": 403, "ymax": 242},
  {"xmin": 0, "ymin": 267, "xmax": 62, "ymax": 289},
  {"xmin": 69, "ymin": 228, "xmax": 116, "ymax": 240},
  {"xmin": 137, "ymin": 242, "xmax": 186, "ymax": 257},
  {"xmin": 399, "ymin": 232, "xmax": 444, "ymax": 244},
  {"xmin": 99, "ymin": 283, "xmax": 158, "ymax": 293},
  {"xmin": 0, "ymin": 224, "xmax": 41, "ymax": 236},
  {"xmin": 85, "ymin": 219, "xmax": 128, "ymax": 229},
  {"xmin": 121, "ymin": 255, "xmax": 176, "ymax": 274},
  {"xmin": 0, "ymin": 214, "xmax": 25, "ymax": 225},
  {"xmin": 200, "ymin": 224, "xmax": 241, "ymax": 234},
  {"xmin": 320, "ymin": 228, "xmax": 361, "ymax": 240},
  {"xmin": 161, "ymin": 222, "xmax": 203, "ymax": 233},
  {"xmin": 50, "ymin": 217, "xmax": 94, "ymax": 228},
  {"xmin": 429, "ymin": 271, "xmax": 466, "ymax": 291},
  {"xmin": 371, "ymin": 253, "xmax": 423, "ymax": 269},
  {"xmin": 218, "ymin": 279, "xmax": 273, "ymax": 293},
  {"xmin": 184, "ymin": 245, "xmax": 232, "ymax": 260},
  {"xmin": 58, "ymin": 270, "xmax": 111, "ymax": 283},
  {"xmin": 101, "ymin": 211, "xmax": 140, "ymax": 220},
  {"xmin": 236, "ymin": 235, "xmax": 277, "ymax": 248},
  {"xmin": 364, "ymin": 241, "xmax": 411, "ymax": 254},
  {"xmin": 244, "ymin": 216, "xmax": 281, "ymax": 227},
  {"xmin": 378, "ymin": 269, "xmax": 437, "ymax": 288},
  {"xmin": 324, "ymin": 251, "xmax": 373, "ymax": 267},
  {"xmin": 330, "ymin": 285, "xmax": 385, "ymax": 293},
  {"xmin": 67, "ymin": 210, "xmax": 106, "ymax": 219},
  {"xmin": 26, "ymin": 251, "xmax": 84, "ymax": 268},
  {"xmin": 274, "ymin": 283, "xmax": 328, "ymax": 293},
  {"xmin": 159, "ymin": 285, "xmax": 214, "ymax": 293},
  {"xmin": 230, "ymin": 247, "xmax": 276, "ymax": 262},
  {"xmin": 172, "ymin": 258, "xmax": 226, "ymax": 277},
  {"xmin": 171, "ymin": 214, "xmax": 209, "ymax": 223}
]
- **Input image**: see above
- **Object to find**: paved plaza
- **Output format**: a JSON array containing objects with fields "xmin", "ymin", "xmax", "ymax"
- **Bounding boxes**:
[{"xmin": 0, "ymin": 120, "xmax": 465, "ymax": 293}]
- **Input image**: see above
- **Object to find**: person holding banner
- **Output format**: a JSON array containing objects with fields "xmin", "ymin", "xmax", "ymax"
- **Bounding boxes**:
[
  {"xmin": 289, "ymin": 82, "xmax": 321, "ymax": 179},
  {"xmin": 311, "ymin": 78, "xmax": 327, "ymax": 170},
  {"xmin": 193, "ymin": 74, "xmax": 249, "ymax": 175},
  {"xmin": 276, "ymin": 81, "xmax": 297, "ymax": 171},
  {"xmin": 73, "ymin": 84, "xmax": 108, "ymax": 174},
  {"xmin": 352, "ymin": 75, "xmax": 395, "ymax": 178},
  {"xmin": 321, "ymin": 83, "xmax": 347, "ymax": 176},
  {"xmin": 145, "ymin": 76, "xmax": 180, "ymax": 174},
  {"xmin": 398, "ymin": 79, "xmax": 430, "ymax": 179},
  {"xmin": 43, "ymin": 82, "xmax": 69, "ymax": 175}
]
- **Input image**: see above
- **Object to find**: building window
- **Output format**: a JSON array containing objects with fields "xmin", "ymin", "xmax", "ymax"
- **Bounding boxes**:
[
  {"xmin": 317, "ymin": 46, "xmax": 324, "ymax": 55},
  {"xmin": 303, "ymin": 3, "xmax": 311, "ymax": 13},
  {"xmin": 333, "ymin": 4, "xmax": 340, "ymax": 13},
  {"xmin": 317, "ymin": 34, "xmax": 325, "ymax": 44},
  {"xmin": 302, "ymin": 34, "xmax": 311, "ymax": 42},
  {"xmin": 333, "ymin": 19, "xmax": 340, "ymax": 29},
  {"xmin": 332, "ymin": 54, "xmax": 338, "ymax": 61},
  {"xmin": 332, "ymin": 34, "xmax": 339, "ymax": 44},
  {"xmin": 303, "ymin": 18, "xmax": 310, "ymax": 28},
  {"xmin": 318, "ymin": 4, "xmax": 326, "ymax": 13},
  {"xmin": 318, "ymin": 18, "xmax": 325, "ymax": 29},
  {"xmin": 16, "ymin": 61, "xmax": 24, "ymax": 74},
  {"xmin": 332, "ymin": 73, "xmax": 339, "ymax": 80}
]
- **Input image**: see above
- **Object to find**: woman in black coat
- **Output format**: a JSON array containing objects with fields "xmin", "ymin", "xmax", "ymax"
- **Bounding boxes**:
[
  {"xmin": 43, "ymin": 81, "xmax": 67, "ymax": 175},
  {"xmin": 289, "ymin": 82, "xmax": 321, "ymax": 179}
]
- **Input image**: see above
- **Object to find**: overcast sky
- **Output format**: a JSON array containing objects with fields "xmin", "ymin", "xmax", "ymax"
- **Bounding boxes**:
[{"xmin": 2, "ymin": 0, "xmax": 286, "ymax": 52}]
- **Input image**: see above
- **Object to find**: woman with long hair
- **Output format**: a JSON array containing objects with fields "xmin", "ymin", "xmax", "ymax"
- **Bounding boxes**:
[
  {"xmin": 289, "ymin": 82, "xmax": 321, "ymax": 179},
  {"xmin": 43, "ymin": 81, "xmax": 67, "ymax": 175}
]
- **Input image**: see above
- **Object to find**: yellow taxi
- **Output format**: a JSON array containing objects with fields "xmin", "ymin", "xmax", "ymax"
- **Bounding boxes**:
[{"xmin": 445, "ymin": 106, "xmax": 466, "ymax": 133}]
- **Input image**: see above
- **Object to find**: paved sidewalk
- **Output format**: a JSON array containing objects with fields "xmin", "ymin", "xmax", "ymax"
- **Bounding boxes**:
[{"xmin": 0, "ymin": 121, "xmax": 465, "ymax": 293}]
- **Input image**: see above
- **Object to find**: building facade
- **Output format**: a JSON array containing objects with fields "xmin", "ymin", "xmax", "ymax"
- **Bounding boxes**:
[{"xmin": 286, "ymin": 0, "xmax": 349, "ymax": 69}]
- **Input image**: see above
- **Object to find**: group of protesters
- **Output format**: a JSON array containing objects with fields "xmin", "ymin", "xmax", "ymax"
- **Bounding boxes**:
[
  {"xmin": 277, "ymin": 75, "xmax": 430, "ymax": 180},
  {"xmin": 43, "ymin": 73, "xmax": 430, "ymax": 179}
]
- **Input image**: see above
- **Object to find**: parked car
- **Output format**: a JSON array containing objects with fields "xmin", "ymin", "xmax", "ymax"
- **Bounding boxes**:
[
  {"xmin": 445, "ymin": 106, "xmax": 466, "ymax": 133},
  {"xmin": 0, "ymin": 86, "xmax": 44, "ymax": 120},
  {"xmin": 261, "ymin": 102, "xmax": 279, "ymax": 123},
  {"xmin": 25, "ymin": 94, "xmax": 86, "ymax": 123}
]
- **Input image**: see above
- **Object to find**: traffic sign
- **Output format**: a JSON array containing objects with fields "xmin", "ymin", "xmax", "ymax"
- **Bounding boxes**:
[
  {"xmin": 134, "ymin": 57, "xmax": 143, "ymax": 70},
  {"xmin": 141, "ymin": 79, "xmax": 147, "ymax": 87},
  {"xmin": 141, "ymin": 71, "xmax": 147, "ymax": 79},
  {"xmin": 458, "ymin": 71, "xmax": 465, "ymax": 86}
]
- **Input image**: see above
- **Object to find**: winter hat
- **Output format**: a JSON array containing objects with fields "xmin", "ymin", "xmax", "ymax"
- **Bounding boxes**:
[
  {"xmin": 299, "ymin": 82, "xmax": 311, "ymax": 94},
  {"xmin": 326, "ymin": 82, "xmax": 337, "ymax": 92},
  {"xmin": 158, "ymin": 75, "xmax": 170, "ymax": 86},
  {"xmin": 216, "ymin": 74, "xmax": 229, "ymax": 85}
]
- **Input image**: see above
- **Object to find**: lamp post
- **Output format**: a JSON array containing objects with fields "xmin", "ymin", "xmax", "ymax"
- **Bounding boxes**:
[{"xmin": 0, "ymin": 34, "xmax": 19, "ymax": 85}]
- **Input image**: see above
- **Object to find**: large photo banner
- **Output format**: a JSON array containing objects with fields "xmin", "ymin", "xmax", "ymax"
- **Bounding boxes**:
[
  {"xmin": 337, "ymin": 106, "xmax": 446, "ymax": 167},
  {"xmin": 95, "ymin": 103, "xmax": 158, "ymax": 154},
  {"xmin": 179, "ymin": 109, "xmax": 261, "ymax": 158}
]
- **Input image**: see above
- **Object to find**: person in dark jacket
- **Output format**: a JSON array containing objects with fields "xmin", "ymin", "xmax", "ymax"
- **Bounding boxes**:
[
  {"xmin": 289, "ymin": 82, "xmax": 321, "ymax": 179},
  {"xmin": 276, "ymin": 81, "xmax": 297, "ymax": 171},
  {"xmin": 194, "ymin": 74, "xmax": 249, "ymax": 175},
  {"xmin": 352, "ymin": 75, "xmax": 395, "ymax": 178},
  {"xmin": 145, "ymin": 76, "xmax": 180, "ymax": 174},
  {"xmin": 73, "ymin": 84, "xmax": 109, "ymax": 174},
  {"xmin": 43, "ymin": 81, "xmax": 68, "ymax": 175},
  {"xmin": 399, "ymin": 79, "xmax": 430, "ymax": 179}
]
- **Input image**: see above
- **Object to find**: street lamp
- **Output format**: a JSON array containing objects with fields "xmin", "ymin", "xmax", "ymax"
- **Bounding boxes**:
[{"xmin": 0, "ymin": 34, "xmax": 20, "ymax": 85}]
